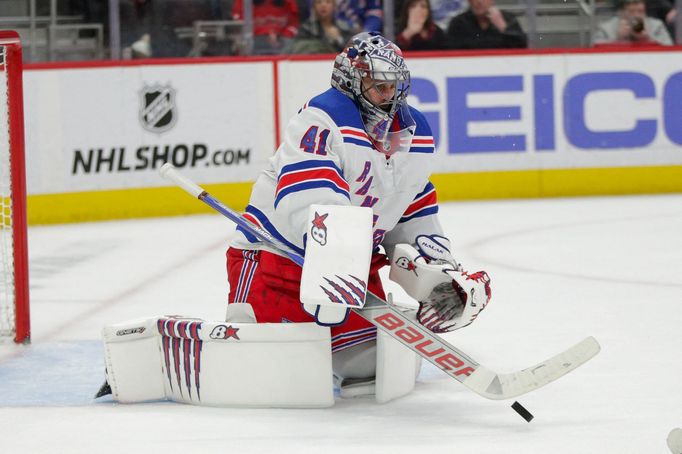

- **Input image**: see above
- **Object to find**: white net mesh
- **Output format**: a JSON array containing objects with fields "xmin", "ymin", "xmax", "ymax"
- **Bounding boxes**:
[{"xmin": 0, "ymin": 45, "xmax": 17, "ymax": 338}]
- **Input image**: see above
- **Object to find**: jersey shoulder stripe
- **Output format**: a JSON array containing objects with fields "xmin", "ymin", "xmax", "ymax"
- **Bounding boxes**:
[
  {"xmin": 408, "ymin": 106, "xmax": 436, "ymax": 154},
  {"xmin": 275, "ymin": 159, "xmax": 350, "ymax": 208},
  {"xmin": 307, "ymin": 90, "xmax": 373, "ymax": 148},
  {"xmin": 279, "ymin": 158, "xmax": 345, "ymax": 177},
  {"xmin": 409, "ymin": 135, "xmax": 435, "ymax": 153},
  {"xmin": 399, "ymin": 181, "xmax": 438, "ymax": 223},
  {"xmin": 275, "ymin": 179, "xmax": 351, "ymax": 208},
  {"xmin": 340, "ymin": 126, "xmax": 373, "ymax": 148},
  {"xmin": 307, "ymin": 88, "xmax": 365, "ymax": 130}
]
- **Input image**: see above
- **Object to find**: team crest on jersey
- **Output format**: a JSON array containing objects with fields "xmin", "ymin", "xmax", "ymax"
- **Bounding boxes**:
[
  {"xmin": 139, "ymin": 83, "xmax": 177, "ymax": 133},
  {"xmin": 311, "ymin": 212, "xmax": 329, "ymax": 246}
]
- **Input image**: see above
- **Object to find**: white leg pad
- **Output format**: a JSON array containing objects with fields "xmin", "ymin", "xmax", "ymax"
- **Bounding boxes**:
[
  {"xmin": 375, "ymin": 330, "xmax": 422, "ymax": 404},
  {"xmin": 102, "ymin": 316, "xmax": 334, "ymax": 408},
  {"xmin": 102, "ymin": 318, "xmax": 166, "ymax": 403}
]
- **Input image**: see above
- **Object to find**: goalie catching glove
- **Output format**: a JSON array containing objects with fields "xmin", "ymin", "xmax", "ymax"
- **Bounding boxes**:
[{"xmin": 389, "ymin": 243, "xmax": 491, "ymax": 333}]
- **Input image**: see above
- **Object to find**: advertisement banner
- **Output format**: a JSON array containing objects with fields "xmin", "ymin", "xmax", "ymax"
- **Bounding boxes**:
[
  {"xmin": 21, "ymin": 50, "xmax": 682, "ymax": 224},
  {"xmin": 279, "ymin": 50, "xmax": 682, "ymax": 173},
  {"xmin": 24, "ymin": 61, "xmax": 275, "ymax": 195}
]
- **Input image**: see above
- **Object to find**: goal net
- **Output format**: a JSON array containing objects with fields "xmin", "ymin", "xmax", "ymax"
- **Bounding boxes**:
[{"xmin": 0, "ymin": 31, "xmax": 30, "ymax": 344}]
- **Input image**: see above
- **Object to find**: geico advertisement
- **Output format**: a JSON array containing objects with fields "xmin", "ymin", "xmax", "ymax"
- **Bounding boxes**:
[
  {"xmin": 281, "ymin": 51, "xmax": 682, "ymax": 172},
  {"xmin": 24, "ymin": 62, "xmax": 275, "ymax": 194}
]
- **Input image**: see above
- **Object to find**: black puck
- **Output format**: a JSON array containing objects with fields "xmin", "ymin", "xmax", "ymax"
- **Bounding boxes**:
[{"xmin": 511, "ymin": 401, "xmax": 534, "ymax": 423}]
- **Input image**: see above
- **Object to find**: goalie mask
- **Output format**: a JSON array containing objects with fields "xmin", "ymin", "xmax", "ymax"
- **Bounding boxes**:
[{"xmin": 331, "ymin": 32, "xmax": 415, "ymax": 155}]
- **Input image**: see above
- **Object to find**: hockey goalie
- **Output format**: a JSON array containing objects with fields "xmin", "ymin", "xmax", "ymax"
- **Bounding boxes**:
[
  {"xmin": 99, "ymin": 32, "xmax": 491, "ymax": 407},
  {"xmin": 223, "ymin": 31, "xmax": 492, "ymax": 403}
]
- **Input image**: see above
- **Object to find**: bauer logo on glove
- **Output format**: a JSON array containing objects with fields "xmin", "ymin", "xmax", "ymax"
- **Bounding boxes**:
[{"xmin": 389, "ymin": 244, "xmax": 492, "ymax": 333}]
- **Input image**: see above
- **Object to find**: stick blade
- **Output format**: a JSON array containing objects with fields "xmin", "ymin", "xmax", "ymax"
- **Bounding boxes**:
[{"xmin": 463, "ymin": 336, "xmax": 601, "ymax": 400}]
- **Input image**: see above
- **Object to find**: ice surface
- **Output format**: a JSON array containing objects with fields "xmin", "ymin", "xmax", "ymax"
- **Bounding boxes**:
[{"xmin": 1, "ymin": 194, "xmax": 680, "ymax": 453}]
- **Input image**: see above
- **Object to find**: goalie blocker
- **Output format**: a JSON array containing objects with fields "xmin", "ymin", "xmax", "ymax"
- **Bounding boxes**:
[{"xmin": 300, "ymin": 204, "xmax": 373, "ymax": 325}]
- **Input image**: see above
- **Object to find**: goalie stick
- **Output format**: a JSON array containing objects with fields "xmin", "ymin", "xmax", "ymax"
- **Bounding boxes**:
[{"xmin": 160, "ymin": 163, "xmax": 600, "ymax": 400}]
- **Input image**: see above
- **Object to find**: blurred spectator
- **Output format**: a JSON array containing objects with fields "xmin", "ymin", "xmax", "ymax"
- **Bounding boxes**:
[
  {"xmin": 131, "ymin": 33, "xmax": 153, "ymax": 58},
  {"xmin": 65, "ymin": 0, "xmax": 110, "ymax": 40},
  {"xmin": 446, "ymin": 0, "xmax": 527, "ymax": 49},
  {"xmin": 292, "ymin": 0, "xmax": 354, "ymax": 53},
  {"xmin": 232, "ymin": 0, "xmax": 300, "ymax": 54},
  {"xmin": 594, "ymin": 0, "xmax": 672, "ymax": 46},
  {"xmin": 336, "ymin": 0, "xmax": 383, "ymax": 33},
  {"xmin": 120, "ymin": 0, "xmax": 162, "ymax": 58},
  {"xmin": 430, "ymin": 0, "xmax": 465, "ymax": 29},
  {"xmin": 207, "ymin": 0, "xmax": 226, "ymax": 18},
  {"xmin": 396, "ymin": 0, "xmax": 448, "ymax": 50},
  {"xmin": 645, "ymin": 0, "xmax": 677, "ymax": 38},
  {"xmin": 121, "ymin": 0, "xmax": 220, "ymax": 58}
]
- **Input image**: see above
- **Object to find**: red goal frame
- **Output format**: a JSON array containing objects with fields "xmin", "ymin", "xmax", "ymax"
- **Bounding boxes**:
[{"xmin": 1, "ymin": 30, "xmax": 30, "ymax": 344}]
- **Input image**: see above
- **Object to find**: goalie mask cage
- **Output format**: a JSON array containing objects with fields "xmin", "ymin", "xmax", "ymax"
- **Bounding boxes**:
[{"xmin": 0, "ymin": 31, "xmax": 30, "ymax": 344}]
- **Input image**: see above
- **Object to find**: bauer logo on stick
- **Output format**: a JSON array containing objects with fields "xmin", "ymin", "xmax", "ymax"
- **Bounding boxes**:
[
  {"xmin": 310, "ymin": 212, "xmax": 329, "ymax": 246},
  {"xmin": 139, "ymin": 83, "xmax": 177, "ymax": 133}
]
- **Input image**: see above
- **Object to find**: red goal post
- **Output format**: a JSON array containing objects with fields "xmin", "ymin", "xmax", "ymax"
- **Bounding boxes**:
[{"xmin": 0, "ymin": 30, "xmax": 30, "ymax": 344}]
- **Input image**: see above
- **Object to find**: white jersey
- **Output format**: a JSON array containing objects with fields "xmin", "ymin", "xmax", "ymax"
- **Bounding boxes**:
[{"xmin": 231, "ymin": 87, "xmax": 447, "ymax": 258}]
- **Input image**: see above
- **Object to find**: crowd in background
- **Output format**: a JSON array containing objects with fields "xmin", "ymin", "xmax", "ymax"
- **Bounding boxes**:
[
  {"xmin": 127, "ymin": 0, "xmax": 676, "ymax": 57},
  {"xmin": 119, "ymin": 0, "xmax": 524, "ymax": 57},
  {"xmin": 8, "ymin": 0, "xmax": 679, "ymax": 61},
  {"xmin": 594, "ymin": 0, "xmax": 675, "ymax": 46}
]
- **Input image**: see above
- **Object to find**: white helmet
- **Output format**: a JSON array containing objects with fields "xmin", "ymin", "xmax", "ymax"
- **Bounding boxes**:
[{"xmin": 331, "ymin": 32, "xmax": 415, "ymax": 155}]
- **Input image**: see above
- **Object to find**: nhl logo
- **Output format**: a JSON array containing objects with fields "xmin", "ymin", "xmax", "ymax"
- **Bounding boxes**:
[{"xmin": 139, "ymin": 84, "xmax": 177, "ymax": 133}]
